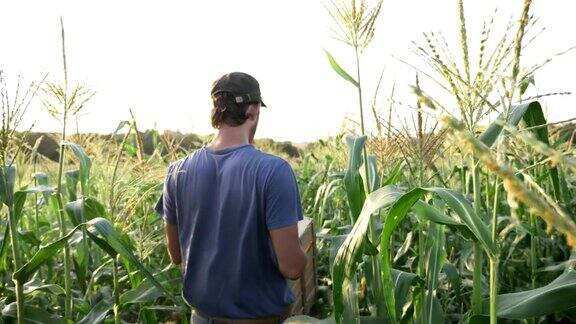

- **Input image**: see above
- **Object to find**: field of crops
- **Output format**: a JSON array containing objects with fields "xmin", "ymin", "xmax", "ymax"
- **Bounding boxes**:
[{"xmin": 2, "ymin": 0, "xmax": 576, "ymax": 323}]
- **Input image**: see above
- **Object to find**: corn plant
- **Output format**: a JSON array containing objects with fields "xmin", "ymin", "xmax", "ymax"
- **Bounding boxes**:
[{"xmin": 323, "ymin": 1, "xmax": 388, "ymax": 319}]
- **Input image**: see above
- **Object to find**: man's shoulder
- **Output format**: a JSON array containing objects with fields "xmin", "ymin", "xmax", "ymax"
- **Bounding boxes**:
[
  {"xmin": 166, "ymin": 152, "xmax": 197, "ymax": 176},
  {"xmin": 252, "ymin": 149, "xmax": 291, "ymax": 170}
]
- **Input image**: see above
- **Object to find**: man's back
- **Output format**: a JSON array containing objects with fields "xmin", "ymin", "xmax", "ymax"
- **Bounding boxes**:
[{"xmin": 157, "ymin": 144, "xmax": 303, "ymax": 318}]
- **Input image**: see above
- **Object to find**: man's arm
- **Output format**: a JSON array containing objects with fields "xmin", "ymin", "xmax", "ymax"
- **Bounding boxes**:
[
  {"xmin": 157, "ymin": 163, "xmax": 182, "ymax": 265},
  {"xmin": 269, "ymin": 224, "xmax": 306, "ymax": 280},
  {"xmin": 165, "ymin": 223, "xmax": 182, "ymax": 265}
]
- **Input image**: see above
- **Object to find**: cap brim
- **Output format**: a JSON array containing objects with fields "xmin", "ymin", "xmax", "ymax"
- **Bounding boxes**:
[{"xmin": 260, "ymin": 100, "xmax": 267, "ymax": 107}]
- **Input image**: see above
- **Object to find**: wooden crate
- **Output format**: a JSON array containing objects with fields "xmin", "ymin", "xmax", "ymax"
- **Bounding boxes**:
[{"xmin": 288, "ymin": 217, "xmax": 317, "ymax": 316}]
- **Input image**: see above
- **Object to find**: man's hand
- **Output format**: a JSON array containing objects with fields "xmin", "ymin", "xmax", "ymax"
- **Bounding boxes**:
[
  {"xmin": 269, "ymin": 224, "xmax": 306, "ymax": 280},
  {"xmin": 165, "ymin": 222, "xmax": 182, "ymax": 265}
]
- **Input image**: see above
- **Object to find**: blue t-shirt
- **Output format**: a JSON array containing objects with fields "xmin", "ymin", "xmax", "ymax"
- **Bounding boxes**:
[{"xmin": 155, "ymin": 144, "xmax": 303, "ymax": 318}]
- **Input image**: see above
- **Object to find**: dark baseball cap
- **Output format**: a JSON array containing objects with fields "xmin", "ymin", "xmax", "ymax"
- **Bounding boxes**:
[{"xmin": 210, "ymin": 72, "xmax": 267, "ymax": 107}]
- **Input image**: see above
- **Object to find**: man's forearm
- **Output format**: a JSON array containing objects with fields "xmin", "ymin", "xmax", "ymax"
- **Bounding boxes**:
[{"xmin": 165, "ymin": 223, "xmax": 182, "ymax": 265}]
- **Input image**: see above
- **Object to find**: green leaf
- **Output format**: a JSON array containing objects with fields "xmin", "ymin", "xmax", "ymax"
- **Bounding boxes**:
[
  {"xmin": 12, "ymin": 186, "xmax": 54, "ymax": 228},
  {"xmin": 343, "ymin": 135, "xmax": 367, "ymax": 222},
  {"xmin": 23, "ymin": 279, "xmax": 65, "ymax": 296},
  {"xmin": 413, "ymin": 202, "xmax": 474, "ymax": 239},
  {"xmin": 0, "ymin": 225, "xmax": 10, "ymax": 271},
  {"xmin": 422, "ymin": 292, "xmax": 444, "ymax": 324},
  {"xmin": 65, "ymin": 169, "xmax": 79, "ymax": 201},
  {"xmin": 77, "ymin": 299, "xmax": 112, "ymax": 324},
  {"xmin": 382, "ymin": 161, "xmax": 403, "ymax": 186},
  {"xmin": 120, "ymin": 277, "xmax": 179, "ymax": 305},
  {"xmin": 324, "ymin": 49, "xmax": 359, "ymax": 88},
  {"xmin": 13, "ymin": 223, "xmax": 83, "ymax": 282},
  {"xmin": 391, "ymin": 269, "xmax": 422, "ymax": 318},
  {"xmin": 112, "ymin": 120, "xmax": 131, "ymax": 136},
  {"xmin": 85, "ymin": 218, "xmax": 180, "ymax": 305},
  {"xmin": 83, "ymin": 197, "xmax": 107, "ymax": 220},
  {"xmin": 332, "ymin": 185, "xmax": 404, "ymax": 323},
  {"xmin": 379, "ymin": 188, "xmax": 425, "ymax": 322},
  {"xmin": 0, "ymin": 164, "xmax": 16, "ymax": 206},
  {"xmin": 66, "ymin": 197, "xmax": 107, "ymax": 224},
  {"xmin": 443, "ymin": 262, "xmax": 462, "ymax": 304},
  {"xmin": 32, "ymin": 172, "xmax": 49, "ymax": 186},
  {"xmin": 361, "ymin": 155, "xmax": 380, "ymax": 193},
  {"xmin": 479, "ymin": 101, "xmax": 543, "ymax": 147},
  {"xmin": 422, "ymin": 223, "xmax": 446, "ymax": 324},
  {"xmin": 519, "ymin": 74, "xmax": 535, "ymax": 96},
  {"xmin": 18, "ymin": 230, "xmax": 41, "ymax": 246},
  {"xmin": 14, "ymin": 217, "xmax": 180, "ymax": 305},
  {"xmin": 378, "ymin": 187, "xmax": 495, "ymax": 322},
  {"xmin": 65, "ymin": 198, "xmax": 84, "ymax": 225},
  {"xmin": 478, "ymin": 101, "xmax": 564, "ymax": 200},
  {"xmin": 1, "ymin": 302, "xmax": 72, "ymax": 324},
  {"xmin": 480, "ymin": 270, "xmax": 576, "ymax": 319},
  {"xmin": 342, "ymin": 275, "xmax": 359, "ymax": 323},
  {"xmin": 13, "ymin": 191, "xmax": 27, "ymax": 225},
  {"xmin": 65, "ymin": 198, "xmax": 115, "ymax": 256},
  {"xmin": 32, "ymin": 172, "xmax": 52, "ymax": 205},
  {"xmin": 425, "ymin": 188, "xmax": 496, "ymax": 256},
  {"xmin": 62, "ymin": 141, "xmax": 91, "ymax": 195},
  {"xmin": 362, "ymin": 238, "xmax": 379, "ymax": 256},
  {"xmin": 138, "ymin": 308, "xmax": 158, "ymax": 324}
]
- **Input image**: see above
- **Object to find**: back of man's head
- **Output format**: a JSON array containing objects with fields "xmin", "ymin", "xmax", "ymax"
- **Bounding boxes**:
[{"xmin": 210, "ymin": 72, "xmax": 266, "ymax": 129}]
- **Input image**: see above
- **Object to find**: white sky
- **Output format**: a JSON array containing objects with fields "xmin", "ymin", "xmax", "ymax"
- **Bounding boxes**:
[{"xmin": 1, "ymin": 0, "xmax": 575, "ymax": 142}]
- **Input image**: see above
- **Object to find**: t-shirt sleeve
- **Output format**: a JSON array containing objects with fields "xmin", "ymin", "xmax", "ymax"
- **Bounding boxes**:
[
  {"xmin": 155, "ymin": 163, "xmax": 177, "ymax": 225},
  {"xmin": 265, "ymin": 161, "xmax": 304, "ymax": 230}
]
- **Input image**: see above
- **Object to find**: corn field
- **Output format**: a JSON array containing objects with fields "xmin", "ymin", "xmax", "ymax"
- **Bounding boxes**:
[{"xmin": 1, "ymin": 1, "xmax": 576, "ymax": 323}]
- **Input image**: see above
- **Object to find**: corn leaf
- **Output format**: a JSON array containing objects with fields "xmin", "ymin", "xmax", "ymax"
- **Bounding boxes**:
[
  {"xmin": 422, "ymin": 223, "xmax": 446, "ymax": 324},
  {"xmin": 0, "ymin": 186, "xmax": 54, "ymax": 270},
  {"xmin": 382, "ymin": 161, "xmax": 403, "ymax": 186},
  {"xmin": 1, "ymin": 302, "xmax": 72, "ymax": 324},
  {"xmin": 361, "ymin": 155, "xmax": 380, "ymax": 192},
  {"xmin": 425, "ymin": 188, "xmax": 496, "ymax": 256},
  {"xmin": 65, "ymin": 169, "xmax": 79, "ymax": 201},
  {"xmin": 480, "ymin": 269, "xmax": 576, "ymax": 319},
  {"xmin": 62, "ymin": 141, "xmax": 91, "ymax": 195},
  {"xmin": 443, "ymin": 262, "xmax": 462, "ymax": 304},
  {"xmin": 77, "ymin": 299, "xmax": 112, "ymax": 324},
  {"xmin": 379, "ymin": 187, "xmax": 495, "ymax": 322},
  {"xmin": 332, "ymin": 185, "xmax": 404, "ymax": 323},
  {"xmin": 391, "ymin": 269, "xmax": 422, "ymax": 318},
  {"xmin": 138, "ymin": 308, "xmax": 159, "ymax": 324},
  {"xmin": 32, "ymin": 172, "xmax": 52, "ymax": 204},
  {"xmin": 479, "ymin": 101, "xmax": 543, "ymax": 147},
  {"xmin": 343, "ymin": 135, "xmax": 367, "ymax": 222},
  {"xmin": 65, "ymin": 198, "xmax": 116, "ymax": 256},
  {"xmin": 112, "ymin": 120, "xmax": 131, "ymax": 136},
  {"xmin": 0, "ymin": 164, "xmax": 16, "ymax": 206},
  {"xmin": 324, "ymin": 50, "xmax": 359, "ymax": 88},
  {"xmin": 13, "ymin": 222, "xmax": 83, "ymax": 282},
  {"xmin": 0, "ymin": 225, "xmax": 10, "ymax": 271},
  {"xmin": 413, "ymin": 202, "xmax": 474, "ymax": 239},
  {"xmin": 120, "ymin": 277, "xmax": 180, "ymax": 305},
  {"xmin": 13, "ymin": 217, "xmax": 180, "ymax": 305},
  {"xmin": 23, "ymin": 279, "xmax": 66, "ymax": 296}
]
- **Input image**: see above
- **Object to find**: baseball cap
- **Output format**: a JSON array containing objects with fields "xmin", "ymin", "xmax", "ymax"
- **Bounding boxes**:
[{"xmin": 211, "ymin": 72, "xmax": 267, "ymax": 107}]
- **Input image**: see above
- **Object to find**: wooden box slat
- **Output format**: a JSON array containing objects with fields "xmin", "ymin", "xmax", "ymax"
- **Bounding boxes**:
[{"xmin": 289, "ymin": 217, "xmax": 317, "ymax": 316}]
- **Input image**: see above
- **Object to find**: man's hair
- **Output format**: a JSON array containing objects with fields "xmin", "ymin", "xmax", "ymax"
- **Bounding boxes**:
[{"xmin": 211, "ymin": 92, "xmax": 252, "ymax": 128}]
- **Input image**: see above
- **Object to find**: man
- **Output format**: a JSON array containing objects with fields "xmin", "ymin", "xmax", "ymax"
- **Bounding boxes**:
[{"xmin": 155, "ymin": 72, "xmax": 307, "ymax": 323}]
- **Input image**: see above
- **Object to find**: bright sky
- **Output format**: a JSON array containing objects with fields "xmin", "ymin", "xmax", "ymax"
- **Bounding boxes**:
[{"xmin": 1, "ymin": 0, "xmax": 575, "ymax": 142}]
